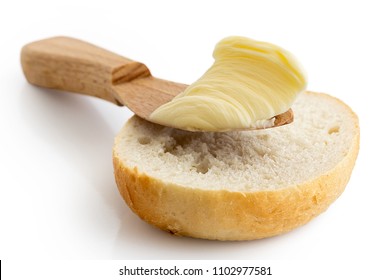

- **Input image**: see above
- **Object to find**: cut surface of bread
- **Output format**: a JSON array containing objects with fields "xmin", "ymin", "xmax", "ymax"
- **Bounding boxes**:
[{"xmin": 113, "ymin": 91, "xmax": 359, "ymax": 240}]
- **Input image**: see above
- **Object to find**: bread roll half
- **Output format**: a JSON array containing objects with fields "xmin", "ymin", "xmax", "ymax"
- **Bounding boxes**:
[{"xmin": 113, "ymin": 91, "xmax": 359, "ymax": 240}]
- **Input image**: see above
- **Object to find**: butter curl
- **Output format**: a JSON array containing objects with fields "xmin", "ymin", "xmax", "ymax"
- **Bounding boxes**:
[{"xmin": 149, "ymin": 36, "xmax": 307, "ymax": 131}]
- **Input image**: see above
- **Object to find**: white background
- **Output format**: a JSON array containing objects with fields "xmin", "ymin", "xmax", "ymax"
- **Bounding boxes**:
[{"xmin": 1, "ymin": 0, "xmax": 389, "ymax": 277}]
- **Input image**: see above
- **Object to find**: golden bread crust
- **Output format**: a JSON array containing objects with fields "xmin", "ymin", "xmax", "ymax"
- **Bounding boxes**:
[{"xmin": 113, "ymin": 92, "xmax": 360, "ymax": 240}]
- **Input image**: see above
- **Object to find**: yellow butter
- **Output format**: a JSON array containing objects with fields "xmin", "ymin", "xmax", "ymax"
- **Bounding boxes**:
[{"xmin": 149, "ymin": 36, "xmax": 307, "ymax": 131}]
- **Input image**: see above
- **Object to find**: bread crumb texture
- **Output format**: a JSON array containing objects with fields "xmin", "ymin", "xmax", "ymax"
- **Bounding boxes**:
[
  {"xmin": 115, "ymin": 92, "xmax": 357, "ymax": 192},
  {"xmin": 113, "ymin": 91, "xmax": 359, "ymax": 240}
]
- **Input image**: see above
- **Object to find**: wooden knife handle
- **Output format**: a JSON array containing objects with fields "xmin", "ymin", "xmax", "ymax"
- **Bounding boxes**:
[{"xmin": 21, "ymin": 36, "xmax": 151, "ymax": 105}]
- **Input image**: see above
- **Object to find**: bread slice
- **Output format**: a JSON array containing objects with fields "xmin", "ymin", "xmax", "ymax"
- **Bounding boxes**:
[{"xmin": 113, "ymin": 91, "xmax": 359, "ymax": 240}]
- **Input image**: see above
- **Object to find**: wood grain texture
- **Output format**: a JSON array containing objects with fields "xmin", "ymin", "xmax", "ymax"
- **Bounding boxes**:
[
  {"xmin": 21, "ymin": 36, "xmax": 292, "ymax": 130},
  {"xmin": 21, "ymin": 36, "xmax": 150, "ymax": 105},
  {"xmin": 21, "ymin": 36, "xmax": 188, "ymax": 118}
]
